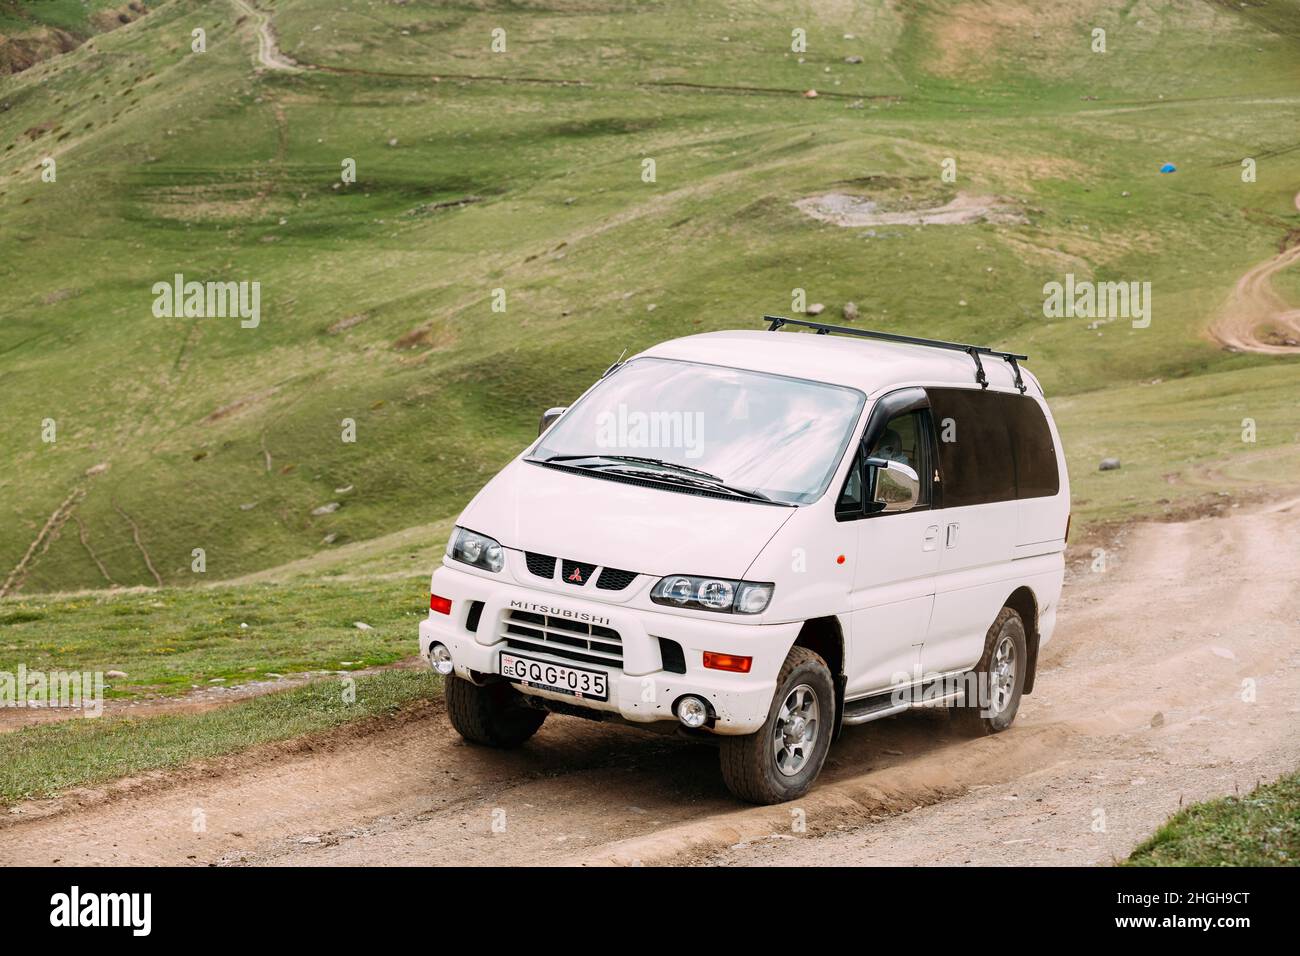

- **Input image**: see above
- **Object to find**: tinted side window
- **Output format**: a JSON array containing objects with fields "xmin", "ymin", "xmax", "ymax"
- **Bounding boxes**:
[
  {"xmin": 928, "ymin": 388, "xmax": 1016, "ymax": 507},
  {"xmin": 1005, "ymin": 396, "xmax": 1059, "ymax": 498},
  {"xmin": 928, "ymin": 389, "xmax": 1060, "ymax": 505}
]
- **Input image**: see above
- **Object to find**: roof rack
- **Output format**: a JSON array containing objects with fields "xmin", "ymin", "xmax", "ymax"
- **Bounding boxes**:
[{"xmin": 764, "ymin": 315, "xmax": 1028, "ymax": 393}]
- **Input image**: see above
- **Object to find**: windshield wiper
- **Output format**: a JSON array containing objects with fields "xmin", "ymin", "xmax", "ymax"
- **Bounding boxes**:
[
  {"xmin": 537, "ymin": 454, "xmax": 724, "ymax": 483},
  {"xmin": 596, "ymin": 466, "xmax": 775, "ymax": 502},
  {"xmin": 531, "ymin": 454, "xmax": 776, "ymax": 502}
]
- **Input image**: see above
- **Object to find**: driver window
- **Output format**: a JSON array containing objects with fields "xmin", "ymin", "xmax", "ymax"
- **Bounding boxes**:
[
  {"xmin": 836, "ymin": 408, "xmax": 933, "ymax": 518},
  {"xmin": 868, "ymin": 411, "xmax": 931, "ymax": 508}
]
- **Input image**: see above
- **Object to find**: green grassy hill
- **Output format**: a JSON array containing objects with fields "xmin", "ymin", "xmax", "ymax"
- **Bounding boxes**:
[{"xmin": 1, "ymin": 0, "xmax": 1298, "ymax": 595}]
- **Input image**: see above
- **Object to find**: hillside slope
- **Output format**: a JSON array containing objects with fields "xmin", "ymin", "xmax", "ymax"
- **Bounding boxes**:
[{"xmin": 1, "ymin": 0, "xmax": 1298, "ymax": 594}]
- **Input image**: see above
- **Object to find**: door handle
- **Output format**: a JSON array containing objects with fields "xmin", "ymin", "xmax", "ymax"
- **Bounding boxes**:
[
  {"xmin": 946, "ymin": 522, "xmax": 959, "ymax": 548},
  {"xmin": 922, "ymin": 525, "xmax": 939, "ymax": 552}
]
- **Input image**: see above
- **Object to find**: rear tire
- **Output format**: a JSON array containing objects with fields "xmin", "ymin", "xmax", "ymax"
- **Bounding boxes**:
[
  {"xmin": 444, "ymin": 673, "xmax": 547, "ymax": 748},
  {"xmin": 719, "ymin": 646, "xmax": 835, "ymax": 804},
  {"xmin": 950, "ymin": 607, "xmax": 1026, "ymax": 736}
]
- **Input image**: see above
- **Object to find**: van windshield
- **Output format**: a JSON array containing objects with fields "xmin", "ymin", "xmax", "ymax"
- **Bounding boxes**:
[{"xmin": 531, "ymin": 357, "xmax": 866, "ymax": 505}]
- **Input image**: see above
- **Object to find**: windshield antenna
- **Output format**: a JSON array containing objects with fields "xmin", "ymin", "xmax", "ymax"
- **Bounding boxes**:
[{"xmin": 602, "ymin": 347, "xmax": 628, "ymax": 377}]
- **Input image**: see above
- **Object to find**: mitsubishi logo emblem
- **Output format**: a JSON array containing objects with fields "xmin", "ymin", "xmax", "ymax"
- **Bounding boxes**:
[{"xmin": 567, "ymin": 567, "xmax": 584, "ymax": 583}]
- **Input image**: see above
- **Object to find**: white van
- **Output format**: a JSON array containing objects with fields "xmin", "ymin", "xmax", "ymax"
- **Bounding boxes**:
[{"xmin": 419, "ymin": 318, "xmax": 1070, "ymax": 803}]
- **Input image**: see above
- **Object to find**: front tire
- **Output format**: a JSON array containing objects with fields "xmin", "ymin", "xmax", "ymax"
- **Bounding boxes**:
[
  {"xmin": 719, "ymin": 646, "xmax": 835, "ymax": 804},
  {"xmin": 950, "ymin": 606, "xmax": 1027, "ymax": 736},
  {"xmin": 444, "ymin": 673, "xmax": 547, "ymax": 748}
]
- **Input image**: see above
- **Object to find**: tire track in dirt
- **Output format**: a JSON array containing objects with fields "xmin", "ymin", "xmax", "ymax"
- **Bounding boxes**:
[
  {"xmin": 111, "ymin": 499, "xmax": 163, "ymax": 587},
  {"xmin": 0, "ymin": 487, "xmax": 85, "ymax": 598},
  {"xmin": 2, "ymin": 496, "xmax": 1298, "ymax": 866},
  {"xmin": 1208, "ymin": 191, "xmax": 1300, "ymax": 354},
  {"xmin": 73, "ymin": 513, "xmax": 115, "ymax": 586}
]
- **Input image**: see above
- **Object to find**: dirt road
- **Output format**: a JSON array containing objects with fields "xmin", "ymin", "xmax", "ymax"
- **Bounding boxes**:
[
  {"xmin": 231, "ymin": 0, "xmax": 302, "ymax": 73},
  {"xmin": 2, "ymin": 496, "xmax": 1298, "ymax": 866},
  {"xmin": 1208, "ymin": 191, "xmax": 1300, "ymax": 354}
]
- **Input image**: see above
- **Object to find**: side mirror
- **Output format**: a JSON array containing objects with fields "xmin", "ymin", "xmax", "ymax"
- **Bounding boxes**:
[
  {"xmin": 538, "ymin": 406, "xmax": 567, "ymax": 436},
  {"xmin": 865, "ymin": 457, "xmax": 919, "ymax": 513}
]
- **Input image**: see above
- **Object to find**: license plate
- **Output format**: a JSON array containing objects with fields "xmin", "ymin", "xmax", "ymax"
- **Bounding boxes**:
[{"xmin": 499, "ymin": 652, "xmax": 609, "ymax": 702}]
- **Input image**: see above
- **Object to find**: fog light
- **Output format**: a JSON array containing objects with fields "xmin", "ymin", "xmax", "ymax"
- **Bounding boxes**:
[
  {"xmin": 429, "ymin": 642, "xmax": 454, "ymax": 676},
  {"xmin": 676, "ymin": 695, "xmax": 709, "ymax": 729}
]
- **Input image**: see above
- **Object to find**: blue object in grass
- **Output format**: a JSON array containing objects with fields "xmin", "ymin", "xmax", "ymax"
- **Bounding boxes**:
[{"xmin": 1160, "ymin": 163, "xmax": 1177, "ymax": 173}]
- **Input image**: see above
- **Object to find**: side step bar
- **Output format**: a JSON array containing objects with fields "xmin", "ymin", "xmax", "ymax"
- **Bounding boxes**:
[{"xmin": 841, "ymin": 686, "xmax": 964, "ymax": 726}]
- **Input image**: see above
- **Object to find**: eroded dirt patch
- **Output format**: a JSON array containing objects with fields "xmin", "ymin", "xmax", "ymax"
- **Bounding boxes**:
[{"xmin": 796, "ymin": 191, "xmax": 1028, "ymax": 227}]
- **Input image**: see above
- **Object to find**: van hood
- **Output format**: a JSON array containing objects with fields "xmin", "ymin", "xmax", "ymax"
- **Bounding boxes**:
[{"xmin": 459, "ymin": 459, "xmax": 795, "ymax": 579}]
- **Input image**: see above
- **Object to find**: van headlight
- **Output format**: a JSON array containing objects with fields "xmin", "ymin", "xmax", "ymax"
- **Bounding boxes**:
[
  {"xmin": 447, "ymin": 527, "xmax": 505, "ymax": 573},
  {"xmin": 651, "ymin": 576, "xmax": 774, "ymax": 615}
]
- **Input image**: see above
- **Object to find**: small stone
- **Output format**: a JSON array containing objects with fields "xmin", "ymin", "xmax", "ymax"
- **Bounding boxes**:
[
  {"xmin": 298, "ymin": 836, "xmax": 322, "ymax": 845},
  {"xmin": 1150, "ymin": 712, "xmax": 1164, "ymax": 728},
  {"xmin": 806, "ymin": 303, "xmax": 825, "ymax": 316},
  {"xmin": 321, "ymin": 533, "xmax": 338, "ymax": 545},
  {"xmin": 208, "ymin": 678, "xmax": 226, "ymax": 684},
  {"xmin": 844, "ymin": 55, "xmax": 863, "ymax": 64},
  {"xmin": 334, "ymin": 485, "xmax": 353, "ymax": 495},
  {"xmin": 1099, "ymin": 458, "xmax": 1121, "ymax": 471},
  {"xmin": 802, "ymin": 89, "xmax": 819, "ymax": 99},
  {"xmin": 387, "ymin": 138, "xmax": 398, "ymax": 147},
  {"xmin": 239, "ymin": 502, "xmax": 257, "ymax": 511},
  {"xmin": 354, "ymin": 621, "xmax": 373, "ymax": 631},
  {"xmin": 106, "ymin": 669, "xmax": 127, "ymax": 679},
  {"xmin": 842, "ymin": 301, "xmax": 859, "ymax": 321},
  {"xmin": 311, "ymin": 502, "xmax": 341, "ymax": 516}
]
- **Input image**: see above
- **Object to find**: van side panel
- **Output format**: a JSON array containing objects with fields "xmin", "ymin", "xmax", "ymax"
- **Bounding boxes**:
[{"xmin": 923, "ymin": 387, "xmax": 1068, "ymax": 676}]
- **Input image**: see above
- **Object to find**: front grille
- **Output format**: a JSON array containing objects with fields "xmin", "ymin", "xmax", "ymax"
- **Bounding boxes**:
[
  {"xmin": 560, "ymin": 559, "xmax": 597, "ymax": 586},
  {"xmin": 502, "ymin": 609, "xmax": 623, "ymax": 668},
  {"xmin": 525, "ymin": 552, "xmax": 556, "ymax": 579},
  {"xmin": 595, "ymin": 566, "xmax": 638, "ymax": 591}
]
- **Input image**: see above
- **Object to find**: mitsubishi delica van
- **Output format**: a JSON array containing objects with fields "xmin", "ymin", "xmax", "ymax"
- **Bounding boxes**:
[{"xmin": 418, "ymin": 317, "xmax": 1070, "ymax": 803}]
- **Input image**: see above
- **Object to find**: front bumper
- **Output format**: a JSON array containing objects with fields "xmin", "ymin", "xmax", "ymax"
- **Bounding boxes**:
[{"xmin": 418, "ymin": 563, "xmax": 799, "ymax": 735}]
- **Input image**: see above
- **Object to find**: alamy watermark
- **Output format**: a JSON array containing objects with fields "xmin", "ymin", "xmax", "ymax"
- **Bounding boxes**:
[
  {"xmin": 889, "ymin": 667, "xmax": 1006, "ymax": 718},
  {"xmin": 1043, "ymin": 273, "xmax": 1151, "ymax": 328},
  {"xmin": 594, "ymin": 403, "xmax": 705, "ymax": 459},
  {"xmin": 151, "ymin": 273, "xmax": 260, "ymax": 328},
  {"xmin": 1, "ymin": 666, "xmax": 104, "ymax": 717}
]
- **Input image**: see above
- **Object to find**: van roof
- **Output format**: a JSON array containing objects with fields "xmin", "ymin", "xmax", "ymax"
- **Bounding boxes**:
[{"xmin": 638, "ymin": 330, "xmax": 1043, "ymax": 398}]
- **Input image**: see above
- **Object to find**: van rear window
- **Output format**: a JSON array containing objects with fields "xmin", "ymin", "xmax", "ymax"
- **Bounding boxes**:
[{"xmin": 926, "ymin": 389, "xmax": 1059, "ymax": 506}]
